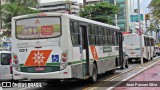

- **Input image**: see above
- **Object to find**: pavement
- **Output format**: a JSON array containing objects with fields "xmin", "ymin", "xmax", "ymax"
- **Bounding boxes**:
[{"xmin": 112, "ymin": 60, "xmax": 160, "ymax": 90}]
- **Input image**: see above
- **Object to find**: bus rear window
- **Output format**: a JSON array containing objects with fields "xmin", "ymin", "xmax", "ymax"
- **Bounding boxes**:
[
  {"xmin": 16, "ymin": 17, "xmax": 61, "ymax": 39},
  {"xmin": 1, "ymin": 53, "xmax": 11, "ymax": 65},
  {"xmin": 123, "ymin": 35, "xmax": 140, "ymax": 46}
]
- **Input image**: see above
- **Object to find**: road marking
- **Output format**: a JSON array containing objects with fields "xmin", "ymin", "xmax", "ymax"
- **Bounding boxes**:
[
  {"xmin": 107, "ymin": 59, "xmax": 160, "ymax": 90},
  {"xmin": 83, "ymin": 58, "xmax": 160, "ymax": 90}
]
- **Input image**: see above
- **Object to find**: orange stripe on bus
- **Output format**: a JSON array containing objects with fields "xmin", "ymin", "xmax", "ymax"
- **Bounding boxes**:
[
  {"xmin": 24, "ymin": 50, "xmax": 52, "ymax": 66},
  {"xmin": 90, "ymin": 45, "xmax": 99, "ymax": 60}
]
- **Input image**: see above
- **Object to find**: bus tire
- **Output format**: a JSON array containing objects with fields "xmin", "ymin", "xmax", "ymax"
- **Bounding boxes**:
[
  {"xmin": 120, "ymin": 66, "xmax": 124, "ymax": 69},
  {"xmin": 46, "ymin": 79, "xmax": 60, "ymax": 85},
  {"xmin": 143, "ymin": 58, "xmax": 148, "ymax": 62},
  {"xmin": 89, "ymin": 63, "xmax": 97, "ymax": 83},
  {"xmin": 128, "ymin": 59, "xmax": 132, "ymax": 63},
  {"xmin": 125, "ymin": 59, "xmax": 129, "ymax": 68}
]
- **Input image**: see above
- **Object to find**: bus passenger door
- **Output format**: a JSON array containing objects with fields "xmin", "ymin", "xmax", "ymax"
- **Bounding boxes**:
[{"xmin": 79, "ymin": 25, "xmax": 90, "ymax": 77}]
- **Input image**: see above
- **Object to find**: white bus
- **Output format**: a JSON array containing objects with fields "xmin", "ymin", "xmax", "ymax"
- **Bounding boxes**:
[
  {"xmin": 11, "ymin": 13, "xmax": 126, "ymax": 83},
  {"xmin": 123, "ymin": 33, "xmax": 155, "ymax": 62}
]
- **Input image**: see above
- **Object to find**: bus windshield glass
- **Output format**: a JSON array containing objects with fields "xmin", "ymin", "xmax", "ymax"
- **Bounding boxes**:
[
  {"xmin": 123, "ymin": 35, "xmax": 140, "ymax": 46},
  {"xmin": 16, "ymin": 17, "xmax": 61, "ymax": 39}
]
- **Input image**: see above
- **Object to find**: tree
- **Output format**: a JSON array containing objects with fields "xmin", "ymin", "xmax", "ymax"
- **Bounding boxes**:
[
  {"xmin": 79, "ymin": 2, "xmax": 119, "ymax": 25},
  {"xmin": 1, "ymin": 3, "xmax": 39, "ymax": 30},
  {"xmin": 7, "ymin": 0, "xmax": 38, "ymax": 8},
  {"xmin": 148, "ymin": 0, "xmax": 160, "ymax": 20},
  {"xmin": 146, "ymin": 19, "xmax": 160, "ymax": 43},
  {"xmin": 0, "ymin": 1, "xmax": 39, "ymax": 37},
  {"xmin": 148, "ymin": 0, "xmax": 160, "ymax": 43}
]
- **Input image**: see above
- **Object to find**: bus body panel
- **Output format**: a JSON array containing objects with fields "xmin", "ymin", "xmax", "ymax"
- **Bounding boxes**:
[
  {"xmin": 123, "ymin": 33, "xmax": 155, "ymax": 61},
  {"xmin": 12, "ymin": 13, "xmax": 120, "ymax": 81}
]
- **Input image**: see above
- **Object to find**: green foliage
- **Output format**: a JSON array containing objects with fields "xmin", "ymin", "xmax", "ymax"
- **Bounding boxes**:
[
  {"xmin": 149, "ymin": 0, "xmax": 160, "ymax": 20},
  {"xmin": 1, "ymin": 3, "xmax": 39, "ymax": 30},
  {"xmin": 6, "ymin": 0, "xmax": 38, "ymax": 8},
  {"xmin": 0, "ymin": 0, "xmax": 39, "ymax": 37},
  {"xmin": 79, "ymin": 2, "xmax": 119, "ymax": 25},
  {"xmin": 148, "ymin": 0, "xmax": 160, "ymax": 42}
]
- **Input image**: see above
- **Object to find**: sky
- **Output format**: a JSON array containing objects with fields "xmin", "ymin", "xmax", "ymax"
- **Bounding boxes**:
[
  {"xmin": 40, "ymin": 0, "xmax": 151, "ymax": 13},
  {"xmin": 134, "ymin": 0, "xmax": 152, "ymax": 13}
]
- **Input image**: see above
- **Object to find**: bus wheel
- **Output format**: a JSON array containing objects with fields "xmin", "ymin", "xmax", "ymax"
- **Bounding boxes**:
[
  {"xmin": 143, "ymin": 58, "xmax": 148, "ymax": 62},
  {"xmin": 128, "ymin": 59, "xmax": 132, "ymax": 63},
  {"xmin": 89, "ymin": 63, "xmax": 97, "ymax": 83},
  {"xmin": 125, "ymin": 59, "xmax": 129, "ymax": 68},
  {"xmin": 46, "ymin": 80, "xmax": 60, "ymax": 85},
  {"xmin": 120, "ymin": 66, "xmax": 124, "ymax": 69}
]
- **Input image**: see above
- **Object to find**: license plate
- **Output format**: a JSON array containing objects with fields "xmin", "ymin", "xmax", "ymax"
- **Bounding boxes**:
[
  {"xmin": 130, "ymin": 52, "xmax": 135, "ymax": 54},
  {"xmin": 35, "ymin": 67, "xmax": 45, "ymax": 71}
]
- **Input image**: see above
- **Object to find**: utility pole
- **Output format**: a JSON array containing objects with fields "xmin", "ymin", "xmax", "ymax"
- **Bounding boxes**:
[
  {"xmin": 0, "ymin": 0, "xmax": 1, "ymax": 30},
  {"xmin": 83, "ymin": 0, "xmax": 86, "ymax": 6},
  {"xmin": 137, "ymin": 0, "xmax": 143, "ymax": 65}
]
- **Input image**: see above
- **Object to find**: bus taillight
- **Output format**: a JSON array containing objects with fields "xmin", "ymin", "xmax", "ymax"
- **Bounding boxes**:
[
  {"xmin": 60, "ymin": 51, "xmax": 68, "ymax": 70},
  {"xmin": 142, "ymin": 47, "xmax": 144, "ymax": 52},
  {"xmin": 13, "ymin": 55, "xmax": 17, "ymax": 59},
  {"xmin": 12, "ymin": 53, "xmax": 20, "ymax": 71},
  {"xmin": 61, "ymin": 52, "xmax": 67, "ymax": 63}
]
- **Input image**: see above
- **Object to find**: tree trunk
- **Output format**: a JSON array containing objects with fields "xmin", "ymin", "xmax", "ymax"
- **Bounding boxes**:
[{"xmin": 156, "ymin": 31, "xmax": 158, "ymax": 43}]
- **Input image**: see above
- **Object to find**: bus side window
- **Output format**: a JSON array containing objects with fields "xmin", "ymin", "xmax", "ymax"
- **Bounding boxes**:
[
  {"xmin": 95, "ymin": 26, "xmax": 99, "ymax": 45},
  {"xmin": 99, "ymin": 27, "xmax": 104, "ymax": 45},
  {"xmin": 88, "ymin": 25, "xmax": 92, "ymax": 45},
  {"xmin": 108, "ymin": 29, "xmax": 111, "ymax": 45},
  {"xmin": 70, "ymin": 21, "xmax": 80, "ymax": 46},
  {"xmin": 106, "ymin": 28, "xmax": 109, "ymax": 45},
  {"xmin": 91, "ymin": 25, "xmax": 96, "ymax": 45}
]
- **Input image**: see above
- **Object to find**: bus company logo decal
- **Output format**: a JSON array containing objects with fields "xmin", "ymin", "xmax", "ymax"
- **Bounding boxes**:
[
  {"xmin": 24, "ymin": 50, "xmax": 52, "ymax": 66},
  {"xmin": 35, "ymin": 19, "xmax": 40, "ymax": 24},
  {"xmin": 90, "ymin": 46, "xmax": 99, "ymax": 60}
]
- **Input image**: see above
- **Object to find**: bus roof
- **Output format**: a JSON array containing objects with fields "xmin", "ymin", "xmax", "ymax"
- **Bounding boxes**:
[
  {"xmin": 68, "ymin": 14, "xmax": 120, "ymax": 30},
  {"xmin": 12, "ymin": 12, "xmax": 120, "ymax": 30}
]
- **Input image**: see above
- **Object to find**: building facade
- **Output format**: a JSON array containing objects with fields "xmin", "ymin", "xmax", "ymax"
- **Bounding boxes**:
[
  {"xmin": 38, "ymin": 1, "xmax": 80, "ymax": 15},
  {"xmin": 86, "ymin": 0, "xmax": 129, "ymax": 32},
  {"xmin": 104, "ymin": 0, "xmax": 129, "ymax": 32}
]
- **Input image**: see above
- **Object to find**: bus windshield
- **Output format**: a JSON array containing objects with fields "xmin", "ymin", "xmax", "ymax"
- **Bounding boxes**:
[
  {"xmin": 123, "ymin": 35, "xmax": 140, "ymax": 46},
  {"xmin": 16, "ymin": 17, "xmax": 61, "ymax": 39}
]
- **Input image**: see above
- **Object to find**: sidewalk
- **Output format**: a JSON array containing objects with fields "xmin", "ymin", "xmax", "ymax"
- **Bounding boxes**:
[{"xmin": 113, "ymin": 61, "xmax": 160, "ymax": 90}]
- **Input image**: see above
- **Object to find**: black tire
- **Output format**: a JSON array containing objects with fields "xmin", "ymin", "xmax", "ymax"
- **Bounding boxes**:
[
  {"xmin": 143, "ymin": 58, "xmax": 148, "ymax": 62},
  {"xmin": 128, "ymin": 59, "xmax": 132, "ymax": 63},
  {"xmin": 125, "ymin": 59, "xmax": 129, "ymax": 68},
  {"xmin": 120, "ymin": 66, "xmax": 124, "ymax": 69},
  {"xmin": 46, "ymin": 80, "xmax": 61, "ymax": 86},
  {"xmin": 89, "ymin": 63, "xmax": 98, "ymax": 83},
  {"xmin": 110, "ymin": 69, "xmax": 116, "ymax": 74}
]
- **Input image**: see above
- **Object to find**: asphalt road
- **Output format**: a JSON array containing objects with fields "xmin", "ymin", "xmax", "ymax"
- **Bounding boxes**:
[{"xmin": 2, "ymin": 56, "xmax": 160, "ymax": 90}]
